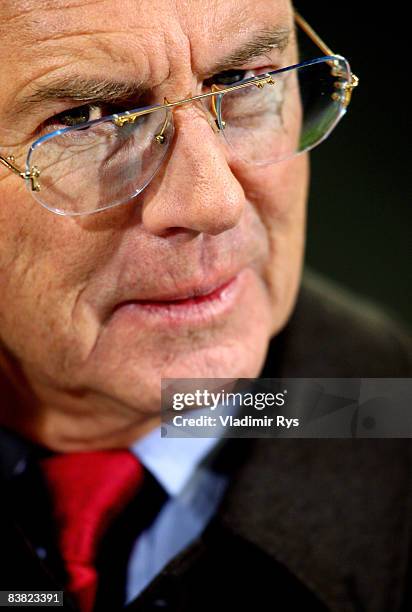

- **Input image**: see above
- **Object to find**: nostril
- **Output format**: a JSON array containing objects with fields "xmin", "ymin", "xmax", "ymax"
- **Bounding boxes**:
[{"xmin": 155, "ymin": 227, "xmax": 200, "ymax": 239}]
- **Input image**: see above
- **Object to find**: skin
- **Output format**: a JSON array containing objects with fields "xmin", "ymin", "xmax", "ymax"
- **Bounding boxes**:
[{"xmin": 0, "ymin": 0, "xmax": 308, "ymax": 451}]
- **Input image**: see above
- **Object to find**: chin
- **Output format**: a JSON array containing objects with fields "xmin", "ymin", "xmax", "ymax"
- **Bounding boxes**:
[
  {"xmin": 79, "ymin": 271, "xmax": 275, "ymax": 413},
  {"xmin": 88, "ymin": 321, "xmax": 272, "ymax": 417}
]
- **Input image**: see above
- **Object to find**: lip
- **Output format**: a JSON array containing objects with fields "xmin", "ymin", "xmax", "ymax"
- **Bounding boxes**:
[
  {"xmin": 121, "ymin": 275, "xmax": 237, "ymax": 305},
  {"xmin": 109, "ymin": 270, "xmax": 248, "ymax": 328}
]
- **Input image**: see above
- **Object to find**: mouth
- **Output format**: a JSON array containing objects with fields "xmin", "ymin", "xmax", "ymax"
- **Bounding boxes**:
[
  {"xmin": 110, "ymin": 271, "xmax": 248, "ymax": 328},
  {"xmin": 126, "ymin": 276, "xmax": 236, "ymax": 306}
]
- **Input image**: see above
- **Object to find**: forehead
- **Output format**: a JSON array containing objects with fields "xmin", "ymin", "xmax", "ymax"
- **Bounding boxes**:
[{"xmin": 1, "ymin": 0, "xmax": 292, "ymax": 80}]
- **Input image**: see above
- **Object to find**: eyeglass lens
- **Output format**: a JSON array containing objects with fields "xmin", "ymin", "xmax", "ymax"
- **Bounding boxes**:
[{"xmin": 26, "ymin": 56, "xmax": 350, "ymax": 216}]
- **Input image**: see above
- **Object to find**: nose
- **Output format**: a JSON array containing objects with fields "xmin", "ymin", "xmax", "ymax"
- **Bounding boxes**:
[{"xmin": 141, "ymin": 106, "xmax": 246, "ymax": 236}]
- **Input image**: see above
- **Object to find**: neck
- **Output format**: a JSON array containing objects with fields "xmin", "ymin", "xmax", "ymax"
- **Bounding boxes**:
[{"xmin": 0, "ymin": 349, "xmax": 159, "ymax": 452}]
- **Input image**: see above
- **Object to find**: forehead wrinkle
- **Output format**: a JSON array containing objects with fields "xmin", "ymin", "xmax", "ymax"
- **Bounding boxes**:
[
  {"xmin": 1, "ymin": 0, "xmax": 110, "ymax": 21},
  {"xmin": 0, "ymin": 1, "xmax": 107, "ymax": 47},
  {"xmin": 0, "ymin": 1, "xmax": 152, "ymax": 67},
  {"xmin": 177, "ymin": 0, "xmax": 293, "ymax": 76},
  {"xmin": 2, "ymin": 24, "xmax": 168, "ymax": 113},
  {"xmin": 0, "ymin": 1, "xmax": 171, "ymax": 85}
]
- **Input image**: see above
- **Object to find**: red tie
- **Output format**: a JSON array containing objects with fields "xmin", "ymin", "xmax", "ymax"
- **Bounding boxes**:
[{"xmin": 40, "ymin": 450, "xmax": 144, "ymax": 612}]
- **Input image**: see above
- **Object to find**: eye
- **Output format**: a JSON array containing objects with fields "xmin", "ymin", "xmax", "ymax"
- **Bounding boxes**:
[
  {"xmin": 52, "ymin": 104, "xmax": 95, "ymax": 127},
  {"xmin": 46, "ymin": 103, "xmax": 116, "ymax": 130},
  {"xmin": 61, "ymin": 106, "xmax": 90, "ymax": 126},
  {"xmin": 205, "ymin": 69, "xmax": 248, "ymax": 87}
]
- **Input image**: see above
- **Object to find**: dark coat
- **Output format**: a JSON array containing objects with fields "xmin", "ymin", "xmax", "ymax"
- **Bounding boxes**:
[{"xmin": 1, "ymin": 272, "xmax": 411, "ymax": 612}]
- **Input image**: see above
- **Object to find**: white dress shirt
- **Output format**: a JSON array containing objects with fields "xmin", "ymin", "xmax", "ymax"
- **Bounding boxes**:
[{"xmin": 126, "ymin": 428, "xmax": 228, "ymax": 603}]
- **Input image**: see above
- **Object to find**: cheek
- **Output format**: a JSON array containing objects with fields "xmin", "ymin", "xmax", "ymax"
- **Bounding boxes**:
[
  {"xmin": 231, "ymin": 154, "xmax": 309, "ymax": 332},
  {"xmin": 230, "ymin": 153, "xmax": 309, "ymax": 222},
  {"xmin": 0, "ymin": 182, "xmax": 116, "ymax": 376}
]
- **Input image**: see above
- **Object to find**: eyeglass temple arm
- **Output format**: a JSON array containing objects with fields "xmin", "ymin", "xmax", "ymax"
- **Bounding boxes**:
[
  {"xmin": 0, "ymin": 154, "xmax": 41, "ymax": 191},
  {"xmin": 294, "ymin": 10, "xmax": 359, "ymax": 104},
  {"xmin": 0, "ymin": 154, "xmax": 25, "ymax": 177},
  {"xmin": 294, "ymin": 11, "xmax": 335, "ymax": 56}
]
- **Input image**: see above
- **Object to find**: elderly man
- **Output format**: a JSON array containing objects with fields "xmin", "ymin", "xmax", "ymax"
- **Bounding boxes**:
[{"xmin": 0, "ymin": 1, "xmax": 410, "ymax": 611}]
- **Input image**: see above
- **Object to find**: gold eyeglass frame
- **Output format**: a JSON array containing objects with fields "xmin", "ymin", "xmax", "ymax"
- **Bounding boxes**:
[{"xmin": 0, "ymin": 11, "xmax": 358, "ymax": 197}]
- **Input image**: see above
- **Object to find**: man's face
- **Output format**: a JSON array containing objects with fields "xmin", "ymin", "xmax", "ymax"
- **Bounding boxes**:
[{"xmin": 0, "ymin": 0, "xmax": 308, "ymax": 449}]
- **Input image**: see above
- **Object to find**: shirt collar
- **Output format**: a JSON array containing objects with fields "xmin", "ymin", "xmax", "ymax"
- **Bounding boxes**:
[
  {"xmin": 0, "ymin": 423, "xmax": 221, "ymax": 497},
  {"xmin": 130, "ymin": 427, "xmax": 221, "ymax": 497},
  {"xmin": 0, "ymin": 412, "xmax": 226, "ymax": 500}
]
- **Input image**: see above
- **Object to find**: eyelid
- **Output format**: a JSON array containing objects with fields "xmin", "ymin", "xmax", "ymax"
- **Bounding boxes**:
[
  {"xmin": 44, "ymin": 100, "xmax": 123, "ymax": 129},
  {"xmin": 204, "ymin": 65, "xmax": 276, "ymax": 87}
]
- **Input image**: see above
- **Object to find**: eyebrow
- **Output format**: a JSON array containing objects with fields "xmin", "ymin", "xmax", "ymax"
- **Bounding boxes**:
[
  {"xmin": 210, "ymin": 26, "xmax": 291, "ymax": 74},
  {"xmin": 12, "ymin": 25, "xmax": 291, "ymax": 116},
  {"xmin": 13, "ymin": 78, "xmax": 145, "ymax": 116}
]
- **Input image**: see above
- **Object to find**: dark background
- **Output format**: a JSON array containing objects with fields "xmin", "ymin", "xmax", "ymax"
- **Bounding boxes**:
[{"xmin": 293, "ymin": 1, "xmax": 411, "ymax": 328}]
